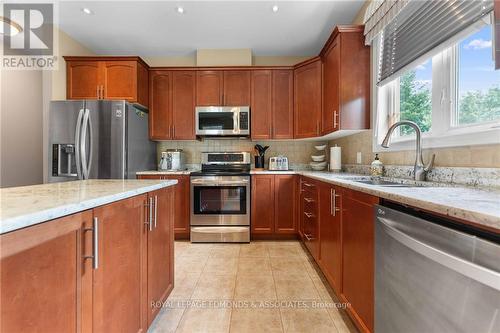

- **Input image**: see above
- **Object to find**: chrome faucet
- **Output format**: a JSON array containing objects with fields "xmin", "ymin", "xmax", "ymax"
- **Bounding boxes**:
[{"xmin": 381, "ymin": 121, "xmax": 435, "ymax": 181}]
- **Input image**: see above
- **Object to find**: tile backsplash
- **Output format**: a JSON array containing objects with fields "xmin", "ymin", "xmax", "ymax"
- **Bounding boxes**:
[{"xmin": 157, "ymin": 140, "xmax": 325, "ymax": 167}]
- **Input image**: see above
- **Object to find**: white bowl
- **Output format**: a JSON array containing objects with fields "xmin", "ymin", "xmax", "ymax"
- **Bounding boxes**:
[
  {"xmin": 314, "ymin": 144, "xmax": 327, "ymax": 151},
  {"xmin": 311, "ymin": 155, "xmax": 325, "ymax": 162},
  {"xmin": 310, "ymin": 165, "xmax": 326, "ymax": 171},
  {"xmin": 310, "ymin": 161, "xmax": 327, "ymax": 170}
]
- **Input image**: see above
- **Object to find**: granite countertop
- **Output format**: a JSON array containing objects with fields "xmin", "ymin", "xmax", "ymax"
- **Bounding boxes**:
[
  {"xmin": 0, "ymin": 179, "xmax": 177, "ymax": 234},
  {"xmin": 298, "ymin": 171, "xmax": 500, "ymax": 233}
]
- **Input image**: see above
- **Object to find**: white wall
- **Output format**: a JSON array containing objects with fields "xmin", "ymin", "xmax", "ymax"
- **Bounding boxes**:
[{"xmin": 0, "ymin": 70, "xmax": 44, "ymax": 188}]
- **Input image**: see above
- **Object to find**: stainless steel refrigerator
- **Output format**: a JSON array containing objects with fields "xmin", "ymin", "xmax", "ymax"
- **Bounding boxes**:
[{"xmin": 48, "ymin": 100, "xmax": 156, "ymax": 182}]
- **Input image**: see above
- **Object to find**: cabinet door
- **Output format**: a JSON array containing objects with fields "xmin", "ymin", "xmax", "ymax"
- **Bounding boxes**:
[
  {"xmin": 1, "ymin": 211, "xmax": 93, "ymax": 333},
  {"xmin": 294, "ymin": 59, "xmax": 322, "ymax": 138},
  {"xmin": 102, "ymin": 60, "xmax": 138, "ymax": 101},
  {"xmin": 93, "ymin": 195, "xmax": 148, "ymax": 333},
  {"xmin": 251, "ymin": 175, "xmax": 275, "ymax": 235},
  {"xmin": 342, "ymin": 189, "xmax": 378, "ymax": 333},
  {"xmin": 272, "ymin": 70, "xmax": 294, "ymax": 139},
  {"xmin": 319, "ymin": 183, "xmax": 342, "ymax": 294},
  {"xmin": 163, "ymin": 175, "xmax": 190, "ymax": 239},
  {"xmin": 223, "ymin": 70, "xmax": 251, "ymax": 105},
  {"xmin": 149, "ymin": 70, "xmax": 172, "ymax": 140},
  {"xmin": 172, "ymin": 71, "xmax": 196, "ymax": 139},
  {"xmin": 147, "ymin": 188, "xmax": 174, "ymax": 325},
  {"xmin": 322, "ymin": 38, "xmax": 340, "ymax": 134},
  {"xmin": 196, "ymin": 70, "xmax": 223, "ymax": 106},
  {"xmin": 275, "ymin": 175, "xmax": 296, "ymax": 234},
  {"xmin": 66, "ymin": 60, "xmax": 100, "ymax": 99},
  {"xmin": 251, "ymin": 70, "xmax": 272, "ymax": 139}
]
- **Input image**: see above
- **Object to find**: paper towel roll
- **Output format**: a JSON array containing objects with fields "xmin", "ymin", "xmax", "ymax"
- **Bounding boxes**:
[{"xmin": 330, "ymin": 146, "xmax": 341, "ymax": 171}]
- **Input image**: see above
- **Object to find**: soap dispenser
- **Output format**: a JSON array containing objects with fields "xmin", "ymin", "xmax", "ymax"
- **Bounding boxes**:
[{"xmin": 370, "ymin": 154, "xmax": 384, "ymax": 179}]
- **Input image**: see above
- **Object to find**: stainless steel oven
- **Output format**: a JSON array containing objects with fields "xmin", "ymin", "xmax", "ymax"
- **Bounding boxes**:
[
  {"xmin": 190, "ymin": 152, "xmax": 251, "ymax": 242},
  {"xmin": 195, "ymin": 106, "xmax": 250, "ymax": 137}
]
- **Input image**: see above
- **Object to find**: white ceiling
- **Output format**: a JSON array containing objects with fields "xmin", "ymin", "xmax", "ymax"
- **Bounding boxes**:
[{"xmin": 59, "ymin": 1, "xmax": 364, "ymax": 57}]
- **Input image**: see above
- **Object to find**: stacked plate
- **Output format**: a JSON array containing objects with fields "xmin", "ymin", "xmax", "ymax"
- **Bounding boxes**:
[{"xmin": 310, "ymin": 145, "xmax": 327, "ymax": 171}]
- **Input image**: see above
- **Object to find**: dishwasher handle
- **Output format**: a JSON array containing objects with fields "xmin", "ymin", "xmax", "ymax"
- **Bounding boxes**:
[{"xmin": 378, "ymin": 216, "xmax": 500, "ymax": 292}]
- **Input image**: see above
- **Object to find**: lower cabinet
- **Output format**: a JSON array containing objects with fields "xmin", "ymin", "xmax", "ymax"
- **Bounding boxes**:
[
  {"xmin": 299, "ymin": 177, "xmax": 320, "ymax": 261},
  {"xmin": 93, "ymin": 194, "xmax": 148, "ymax": 333},
  {"xmin": 300, "ymin": 177, "xmax": 378, "ymax": 333},
  {"xmin": 318, "ymin": 182, "xmax": 342, "ymax": 294},
  {"xmin": 251, "ymin": 174, "xmax": 297, "ymax": 238},
  {"xmin": 146, "ymin": 187, "xmax": 175, "ymax": 325},
  {"xmin": 341, "ymin": 188, "xmax": 378, "ymax": 333},
  {"xmin": 0, "ymin": 189, "xmax": 174, "ymax": 333},
  {"xmin": 137, "ymin": 174, "xmax": 190, "ymax": 239},
  {"xmin": 0, "ymin": 211, "xmax": 93, "ymax": 333}
]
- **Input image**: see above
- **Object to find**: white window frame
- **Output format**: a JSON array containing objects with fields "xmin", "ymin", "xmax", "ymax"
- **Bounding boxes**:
[{"xmin": 373, "ymin": 19, "xmax": 500, "ymax": 153}]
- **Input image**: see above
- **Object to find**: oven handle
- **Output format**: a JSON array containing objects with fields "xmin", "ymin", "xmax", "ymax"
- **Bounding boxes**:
[{"xmin": 191, "ymin": 180, "xmax": 249, "ymax": 186}]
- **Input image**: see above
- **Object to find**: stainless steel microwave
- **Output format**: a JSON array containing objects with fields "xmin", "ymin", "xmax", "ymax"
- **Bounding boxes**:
[{"xmin": 195, "ymin": 106, "xmax": 250, "ymax": 137}]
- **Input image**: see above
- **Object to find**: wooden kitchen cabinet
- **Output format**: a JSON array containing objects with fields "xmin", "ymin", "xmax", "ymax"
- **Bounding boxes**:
[
  {"xmin": 251, "ymin": 69, "xmax": 294, "ymax": 140},
  {"xmin": 224, "ymin": 70, "xmax": 251, "ymax": 105},
  {"xmin": 294, "ymin": 58, "xmax": 322, "ymax": 138},
  {"xmin": 146, "ymin": 187, "xmax": 175, "ymax": 325},
  {"xmin": 275, "ymin": 174, "xmax": 297, "ymax": 233},
  {"xmin": 300, "ymin": 177, "xmax": 320, "ymax": 260},
  {"xmin": 251, "ymin": 175, "xmax": 275, "ymax": 234},
  {"xmin": 92, "ymin": 194, "xmax": 148, "ymax": 333},
  {"xmin": 321, "ymin": 26, "xmax": 370, "ymax": 135},
  {"xmin": 149, "ymin": 70, "xmax": 196, "ymax": 140},
  {"xmin": 318, "ymin": 182, "xmax": 342, "ymax": 294},
  {"xmin": 137, "ymin": 174, "xmax": 190, "ymax": 239},
  {"xmin": 196, "ymin": 70, "xmax": 223, "ymax": 106},
  {"xmin": 196, "ymin": 70, "xmax": 250, "ymax": 106},
  {"xmin": 342, "ymin": 188, "xmax": 378, "ymax": 333},
  {"xmin": 251, "ymin": 70, "xmax": 273, "ymax": 139},
  {"xmin": 65, "ymin": 56, "xmax": 149, "ymax": 107},
  {"xmin": 272, "ymin": 69, "xmax": 294, "ymax": 139},
  {"xmin": 149, "ymin": 70, "xmax": 172, "ymax": 140},
  {"xmin": 0, "ymin": 211, "xmax": 93, "ymax": 333},
  {"xmin": 251, "ymin": 174, "xmax": 298, "ymax": 238}
]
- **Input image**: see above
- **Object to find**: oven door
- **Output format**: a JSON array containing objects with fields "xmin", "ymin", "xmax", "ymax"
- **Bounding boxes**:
[{"xmin": 190, "ymin": 176, "xmax": 250, "ymax": 226}]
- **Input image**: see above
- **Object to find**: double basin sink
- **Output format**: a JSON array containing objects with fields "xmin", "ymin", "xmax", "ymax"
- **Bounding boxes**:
[{"xmin": 337, "ymin": 175, "xmax": 437, "ymax": 188}]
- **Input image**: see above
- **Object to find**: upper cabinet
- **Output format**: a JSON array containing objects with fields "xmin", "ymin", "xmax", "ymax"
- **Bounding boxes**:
[
  {"xmin": 196, "ymin": 70, "xmax": 250, "ymax": 106},
  {"xmin": 65, "ymin": 56, "xmax": 149, "ymax": 108},
  {"xmin": 294, "ymin": 58, "xmax": 322, "ymax": 138},
  {"xmin": 149, "ymin": 70, "xmax": 196, "ymax": 140},
  {"xmin": 251, "ymin": 69, "xmax": 294, "ymax": 140},
  {"xmin": 321, "ymin": 26, "xmax": 370, "ymax": 135},
  {"xmin": 223, "ymin": 70, "xmax": 251, "ymax": 105},
  {"xmin": 196, "ymin": 70, "xmax": 223, "ymax": 106}
]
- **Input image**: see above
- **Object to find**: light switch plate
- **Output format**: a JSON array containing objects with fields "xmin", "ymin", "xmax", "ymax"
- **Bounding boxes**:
[{"xmin": 356, "ymin": 152, "xmax": 362, "ymax": 164}]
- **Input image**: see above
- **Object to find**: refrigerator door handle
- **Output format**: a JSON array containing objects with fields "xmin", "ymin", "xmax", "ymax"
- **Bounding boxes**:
[
  {"xmin": 86, "ymin": 111, "xmax": 93, "ymax": 178},
  {"xmin": 80, "ymin": 109, "xmax": 90, "ymax": 179},
  {"xmin": 75, "ymin": 108, "xmax": 85, "ymax": 180}
]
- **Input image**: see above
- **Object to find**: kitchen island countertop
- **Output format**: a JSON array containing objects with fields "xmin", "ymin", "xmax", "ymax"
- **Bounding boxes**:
[{"xmin": 0, "ymin": 179, "xmax": 177, "ymax": 234}]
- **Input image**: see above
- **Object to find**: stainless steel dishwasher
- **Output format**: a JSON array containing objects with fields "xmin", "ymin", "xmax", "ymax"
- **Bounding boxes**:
[{"xmin": 375, "ymin": 204, "xmax": 500, "ymax": 333}]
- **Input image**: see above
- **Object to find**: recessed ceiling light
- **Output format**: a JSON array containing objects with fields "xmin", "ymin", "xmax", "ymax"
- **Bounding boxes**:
[
  {"xmin": 176, "ymin": 6, "xmax": 184, "ymax": 14},
  {"xmin": 272, "ymin": 5, "xmax": 279, "ymax": 13},
  {"xmin": 81, "ymin": 8, "xmax": 93, "ymax": 15}
]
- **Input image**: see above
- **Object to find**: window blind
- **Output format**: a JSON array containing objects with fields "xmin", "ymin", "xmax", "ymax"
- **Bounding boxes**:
[{"xmin": 378, "ymin": 0, "xmax": 494, "ymax": 86}]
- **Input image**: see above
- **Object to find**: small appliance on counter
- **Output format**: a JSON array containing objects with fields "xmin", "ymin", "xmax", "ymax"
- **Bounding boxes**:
[
  {"xmin": 158, "ymin": 149, "xmax": 186, "ymax": 171},
  {"xmin": 269, "ymin": 156, "xmax": 289, "ymax": 171}
]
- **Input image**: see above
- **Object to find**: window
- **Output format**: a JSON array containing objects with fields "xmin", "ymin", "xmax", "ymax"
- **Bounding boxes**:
[
  {"xmin": 455, "ymin": 25, "xmax": 500, "ymax": 126},
  {"xmin": 397, "ymin": 59, "xmax": 432, "ymax": 136},
  {"xmin": 374, "ymin": 18, "xmax": 500, "ymax": 152}
]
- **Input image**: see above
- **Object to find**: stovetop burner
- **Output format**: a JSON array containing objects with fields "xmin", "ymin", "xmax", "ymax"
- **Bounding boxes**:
[{"xmin": 194, "ymin": 152, "xmax": 251, "ymax": 177}]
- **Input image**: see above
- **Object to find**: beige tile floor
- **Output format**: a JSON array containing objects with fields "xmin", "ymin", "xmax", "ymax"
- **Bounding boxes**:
[{"xmin": 148, "ymin": 241, "xmax": 358, "ymax": 333}]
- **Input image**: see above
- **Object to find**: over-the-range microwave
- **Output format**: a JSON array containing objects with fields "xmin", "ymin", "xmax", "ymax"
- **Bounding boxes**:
[{"xmin": 195, "ymin": 106, "xmax": 250, "ymax": 137}]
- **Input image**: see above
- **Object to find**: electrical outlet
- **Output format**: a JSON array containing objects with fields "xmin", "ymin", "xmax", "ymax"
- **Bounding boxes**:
[{"xmin": 356, "ymin": 152, "xmax": 362, "ymax": 164}]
